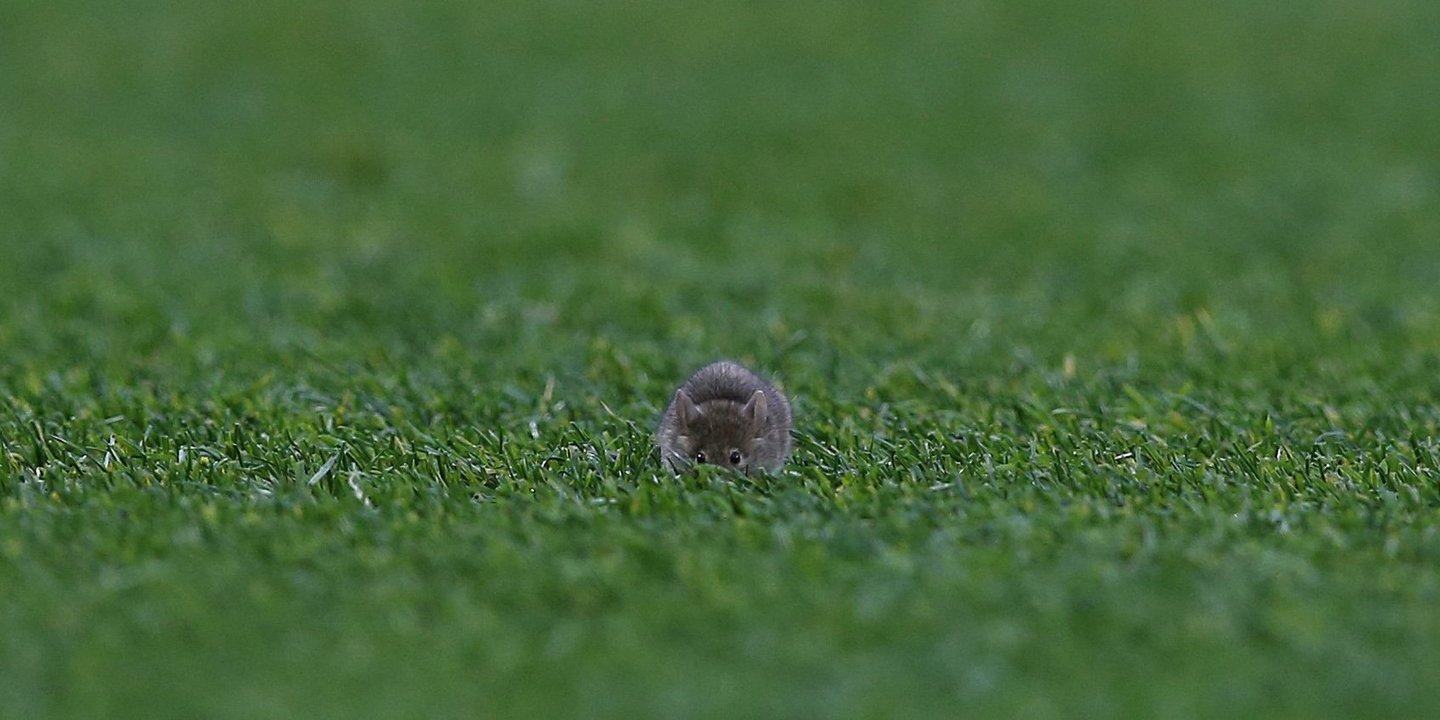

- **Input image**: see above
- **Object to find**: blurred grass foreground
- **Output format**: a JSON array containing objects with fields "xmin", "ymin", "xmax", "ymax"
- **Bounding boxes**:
[{"xmin": 2, "ymin": 1, "xmax": 1440, "ymax": 718}]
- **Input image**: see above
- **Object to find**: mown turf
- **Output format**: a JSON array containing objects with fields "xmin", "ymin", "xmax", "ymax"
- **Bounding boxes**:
[{"xmin": 3, "ymin": 0, "xmax": 1440, "ymax": 718}]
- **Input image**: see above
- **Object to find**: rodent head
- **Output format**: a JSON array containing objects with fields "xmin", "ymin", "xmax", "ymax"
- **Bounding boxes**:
[{"xmin": 670, "ymin": 389, "xmax": 769, "ymax": 473}]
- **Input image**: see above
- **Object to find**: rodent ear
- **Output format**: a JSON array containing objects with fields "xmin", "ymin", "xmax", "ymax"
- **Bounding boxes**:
[
  {"xmin": 674, "ymin": 390, "xmax": 702, "ymax": 430},
  {"xmin": 743, "ymin": 390, "xmax": 768, "ymax": 432}
]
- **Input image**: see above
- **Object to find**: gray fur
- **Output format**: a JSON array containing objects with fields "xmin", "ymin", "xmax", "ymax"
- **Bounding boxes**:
[{"xmin": 656, "ymin": 360, "xmax": 792, "ymax": 474}]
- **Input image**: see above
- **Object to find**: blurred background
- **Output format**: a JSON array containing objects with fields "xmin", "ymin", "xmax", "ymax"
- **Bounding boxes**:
[{"xmin": 1, "ymin": 0, "xmax": 1438, "ymax": 376}]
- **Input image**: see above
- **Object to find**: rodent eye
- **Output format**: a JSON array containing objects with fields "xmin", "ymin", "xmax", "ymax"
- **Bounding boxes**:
[
  {"xmin": 695, "ymin": 452, "xmax": 707, "ymax": 464},
  {"xmin": 729, "ymin": 450, "xmax": 742, "ymax": 465}
]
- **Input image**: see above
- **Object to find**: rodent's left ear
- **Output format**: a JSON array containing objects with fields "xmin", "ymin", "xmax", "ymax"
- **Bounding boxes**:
[
  {"xmin": 674, "ymin": 389, "xmax": 702, "ymax": 430},
  {"xmin": 743, "ymin": 390, "xmax": 768, "ymax": 431}
]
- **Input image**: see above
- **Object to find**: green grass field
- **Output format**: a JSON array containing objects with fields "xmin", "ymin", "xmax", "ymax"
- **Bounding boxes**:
[{"xmin": 3, "ymin": 0, "xmax": 1440, "ymax": 717}]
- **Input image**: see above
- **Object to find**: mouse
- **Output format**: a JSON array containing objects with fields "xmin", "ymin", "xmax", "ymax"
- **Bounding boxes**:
[{"xmin": 656, "ymin": 360, "xmax": 793, "ymax": 474}]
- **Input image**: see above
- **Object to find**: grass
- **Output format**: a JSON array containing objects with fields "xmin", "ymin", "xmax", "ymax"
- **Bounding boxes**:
[{"xmin": 3, "ymin": 0, "xmax": 1440, "ymax": 717}]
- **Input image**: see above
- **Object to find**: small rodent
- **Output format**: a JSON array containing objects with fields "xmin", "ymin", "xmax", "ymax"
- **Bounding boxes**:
[{"xmin": 656, "ymin": 360, "xmax": 793, "ymax": 474}]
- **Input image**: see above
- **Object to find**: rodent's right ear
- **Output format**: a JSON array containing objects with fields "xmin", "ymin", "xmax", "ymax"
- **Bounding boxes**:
[
  {"xmin": 674, "ymin": 390, "xmax": 702, "ymax": 430},
  {"xmin": 742, "ymin": 390, "xmax": 768, "ymax": 432}
]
